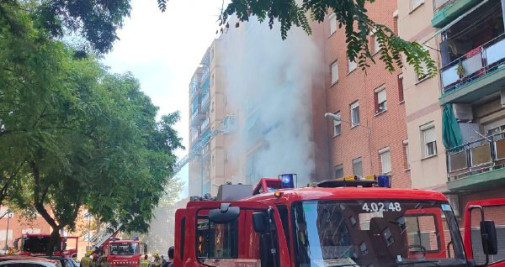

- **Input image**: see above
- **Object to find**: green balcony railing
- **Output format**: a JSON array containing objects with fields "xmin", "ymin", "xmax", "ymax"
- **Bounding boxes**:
[{"xmin": 440, "ymin": 34, "xmax": 505, "ymax": 95}]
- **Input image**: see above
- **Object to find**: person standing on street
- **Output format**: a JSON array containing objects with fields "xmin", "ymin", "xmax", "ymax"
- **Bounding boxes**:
[
  {"xmin": 166, "ymin": 247, "xmax": 174, "ymax": 267},
  {"xmin": 151, "ymin": 252, "xmax": 162, "ymax": 267},
  {"xmin": 90, "ymin": 252, "xmax": 99, "ymax": 267},
  {"xmin": 140, "ymin": 255, "xmax": 150, "ymax": 267},
  {"xmin": 80, "ymin": 253, "xmax": 92, "ymax": 267},
  {"xmin": 99, "ymin": 254, "xmax": 110, "ymax": 267}
]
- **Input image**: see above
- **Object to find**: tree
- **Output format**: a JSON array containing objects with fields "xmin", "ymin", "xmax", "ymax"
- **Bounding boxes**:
[
  {"xmin": 161, "ymin": 0, "xmax": 436, "ymax": 77},
  {"xmin": 1, "ymin": 1, "xmax": 183, "ymax": 252}
]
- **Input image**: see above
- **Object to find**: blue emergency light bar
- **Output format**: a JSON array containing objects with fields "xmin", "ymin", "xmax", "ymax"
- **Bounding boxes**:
[
  {"xmin": 377, "ymin": 175, "xmax": 391, "ymax": 188},
  {"xmin": 279, "ymin": 174, "xmax": 296, "ymax": 189}
]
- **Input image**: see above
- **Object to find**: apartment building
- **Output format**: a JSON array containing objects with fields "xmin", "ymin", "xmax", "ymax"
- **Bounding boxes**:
[
  {"xmin": 396, "ymin": 0, "xmax": 448, "ymax": 193},
  {"xmin": 400, "ymin": 1, "xmax": 505, "ymax": 260},
  {"xmin": 188, "ymin": 40, "xmax": 237, "ymax": 197},
  {"xmin": 325, "ymin": 1, "xmax": 411, "ymax": 188}
]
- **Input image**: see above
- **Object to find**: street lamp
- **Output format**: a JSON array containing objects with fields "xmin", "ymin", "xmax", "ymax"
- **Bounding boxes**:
[
  {"xmin": 324, "ymin": 113, "xmax": 373, "ymax": 177},
  {"xmin": 3, "ymin": 210, "xmax": 13, "ymax": 255}
]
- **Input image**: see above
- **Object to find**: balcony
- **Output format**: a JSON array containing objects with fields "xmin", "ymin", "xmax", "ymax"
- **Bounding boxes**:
[
  {"xmin": 200, "ymin": 67, "xmax": 210, "ymax": 85},
  {"xmin": 432, "ymin": 0, "xmax": 480, "ymax": 28},
  {"xmin": 201, "ymin": 92, "xmax": 210, "ymax": 110},
  {"xmin": 439, "ymin": 35, "xmax": 505, "ymax": 105},
  {"xmin": 200, "ymin": 116, "xmax": 210, "ymax": 132},
  {"xmin": 190, "ymin": 130, "xmax": 199, "ymax": 143},
  {"xmin": 190, "ymin": 80, "xmax": 200, "ymax": 100},
  {"xmin": 191, "ymin": 108, "xmax": 205, "ymax": 126},
  {"xmin": 447, "ymin": 132, "xmax": 505, "ymax": 191}
]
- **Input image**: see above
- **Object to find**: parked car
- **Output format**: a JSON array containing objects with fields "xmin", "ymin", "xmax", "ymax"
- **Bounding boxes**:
[
  {"xmin": 0, "ymin": 259, "xmax": 60, "ymax": 267},
  {"xmin": 0, "ymin": 256, "xmax": 62, "ymax": 267},
  {"xmin": 39, "ymin": 256, "xmax": 78, "ymax": 267}
]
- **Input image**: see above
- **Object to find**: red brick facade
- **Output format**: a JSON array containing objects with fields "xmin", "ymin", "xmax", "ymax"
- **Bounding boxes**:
[{"xmin": 324, "ymin": 1, "xmax": 411, "ymax": 188}]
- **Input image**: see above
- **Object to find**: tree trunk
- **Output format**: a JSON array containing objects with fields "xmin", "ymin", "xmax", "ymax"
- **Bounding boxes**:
[{"xmin": 48, "ymin": 227, "xmax": 61, "ymax": 255}]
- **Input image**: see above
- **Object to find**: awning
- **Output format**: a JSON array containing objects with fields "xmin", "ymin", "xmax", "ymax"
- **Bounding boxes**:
[{"xmin": 442, "ymin": 104, "xmax": 463, "ymax": 149}]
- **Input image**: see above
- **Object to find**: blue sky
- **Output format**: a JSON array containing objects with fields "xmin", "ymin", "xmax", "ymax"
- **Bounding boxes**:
[{"xmin": 103, "ymin": 0, "xmax": 225, "ymax": 198}]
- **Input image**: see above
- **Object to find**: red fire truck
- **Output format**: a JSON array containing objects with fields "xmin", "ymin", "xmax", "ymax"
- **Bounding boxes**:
[
  {"xmin": 174, "ymin": 175, "xmax": 505, "ymax": 266},
  {"xmin": 104, "ymin": 239, "xmax": 144, "ymax": 267},
  {"xmin": 17, "ymin": 234, "xmax": 78, "ymax": 258}
]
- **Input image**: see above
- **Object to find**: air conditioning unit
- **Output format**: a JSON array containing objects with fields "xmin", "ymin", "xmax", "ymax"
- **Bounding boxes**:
[{"xmin": 453, "ymin": 103, "xmax": 473, "ymax": 122}]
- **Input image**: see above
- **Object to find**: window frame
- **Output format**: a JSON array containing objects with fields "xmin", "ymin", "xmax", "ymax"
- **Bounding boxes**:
[
  {"xmin": 352, "ymin": 157, "xmax": 363, "ymax": 178},
  {"xmin": 335, "ymin": 164, "xmax": 344, "ymax": 178},
  {"xmin": 403, "ymin": 140, "xmax": 410, "ymax": 170},
  {"xmin": 333, "ymin": 111, "xmax": 341, "ymax": 137},
  {"xmin": 372, "ymin": 34, "xmax": 381, "ymax": 55},
  {"xmin": 331, "ymin": 60, "xmax": 339, "ymax": 85},
  {"xmin": 374, "ymin": 87, "xmax": 387, "ymax": 113},
  {"xmin": 348, "ymin": 58, "xmax": 357, "ymax": 73},
  {"xmin": 398, "ymin": 73, "xmax": 405, "ymax": 103},
  {"xmin": 350, "ymin": 101, "xmax": 360, "ymax": 127},
  {"xmin": 421, "ymin": 125, "xmax": 437, "ymax": 158},
  {"xmin": 328, "ymin": 13, "xmax": 337, "ymax": 36},
  {"xmin": 410, "ymin": 0, "xmax": 425, "ymax": 12},
  {"xmin": 379, "ymin": 147, "xmax": 391, "ymax": 174}
]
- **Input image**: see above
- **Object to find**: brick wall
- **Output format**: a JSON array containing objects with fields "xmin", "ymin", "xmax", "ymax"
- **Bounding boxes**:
[{"xmin": 324, "ymin": 1, "xmax": 411, "ymax": 188}]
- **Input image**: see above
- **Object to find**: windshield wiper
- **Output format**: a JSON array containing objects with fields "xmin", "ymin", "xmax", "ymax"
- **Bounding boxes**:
[{"xmin": 395, "ymin": 259, "xmax": 441, "ymax": 266}]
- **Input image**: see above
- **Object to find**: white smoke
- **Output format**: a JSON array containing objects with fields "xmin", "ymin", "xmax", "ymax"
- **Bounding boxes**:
[{"xmin": 221, "ymin": 17, "xmax": 323, "ymax": 186}]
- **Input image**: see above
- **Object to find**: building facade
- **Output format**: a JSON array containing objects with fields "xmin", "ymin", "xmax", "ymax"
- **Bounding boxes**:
[
  {"xmin": 431, "ymin": 0, "xmax": 505, "ymax": 218},
  {"xmin": 188, "ymin": 40, "xmax": 237, "ymax": 197},
  {"xmin": 325, "ymin": 0, "xmax": 411, "ymax": 188},
  {"xmin": 397, "ymin": 0, "xmax": 448, "ymax": 194}
]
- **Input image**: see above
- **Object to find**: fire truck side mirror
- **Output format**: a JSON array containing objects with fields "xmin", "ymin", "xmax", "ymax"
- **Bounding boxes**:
[
  {"xmin": 252, "ymin": 212, "xmax": 268, "ymax": 233},
  {"xmin": 481, "ymin": 220, "xmax": 498, "ymax": 255},
  {"xmin": 209, "ymin": 203, "xmax": 240, "ymax": 223}
]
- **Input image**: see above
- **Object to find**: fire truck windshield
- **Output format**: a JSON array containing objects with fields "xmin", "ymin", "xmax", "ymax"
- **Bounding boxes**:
[
  {"xmin": 109, "ymin": 242, "xmax": 139, "ymax": 256},
  {"xmin": 292, "ymin": 200, "xmax": 467, "ymax": 266},
  {"xmin": 22, "ymin": 236, "xmax": 51, "ymax": 253}
]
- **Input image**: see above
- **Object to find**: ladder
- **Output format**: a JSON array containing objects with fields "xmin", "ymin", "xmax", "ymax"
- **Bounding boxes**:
[
  {"xmin": 171, "ymin": 114, "xmax": 236, "ymax": 176},
  {"xmin": 89, "ymin": 223, "xmax": 123, "ymax": 249}
]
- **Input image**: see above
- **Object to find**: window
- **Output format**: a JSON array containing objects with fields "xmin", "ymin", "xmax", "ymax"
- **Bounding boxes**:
[
  {"xmin": 331, "ymin": 60, "xmax": 339, "ymax": 84},
  {"xmin": 403, "ymin": 140, "xmax": 410, "ymax": 169},
  {"xmin": 379, "ymin": 148, "xmax": 391, "ymax": 174},
  {"xmin": 398, "ymin": 73, "xmax": 404, "ymax": 102},
  {"xmin": 348, "ymin": 58, "xmax": 357, "ymax": 73},
  {"xmin": 421, "ymin": 125, "xmax": 437, "ymax": 158},
  {"xmin": 416, "ymin": 51, "xmax": 430, "ymax": 82},
  {"xmin": 329, "ymin": 13, "xmax": 337, "ymax": 36},
  {"xmin": 350, "ymin": 101, "xmax": 360, "ymax": 127},
  {"xmin": 276, "ymin": 205, "xmax": 290, "ymax": 252},
  {"xmin": 410, "ymin": 0, "xmax": 424, "ymax": 11},
  {"xmin": 393, "ymin": 11, "xmax": 399, "ymax": 35},
  {"xmin": 352, "ymin": 158, "xmax": 363, "ymax": 177},
  {"xmin": 180, "ymin": 217, "xmax": 185, "ymax": 259},
  {"xmin": 373, "ymin": 34, "xmax": 381, "ymax": 54},
  {"xmin": 375, "ymin": 87, "xmax": 387, "ymax": 113},
  {"xmin": 405, "ymin": 215, "xmax": 440, "ymax": 252},
  {"xmin": 335, "ymin": 164, "xmax": 344, "ymax": 178},
  {"xmin": 196, "ymin": 217, "xmax": 238, "ymax": 260},
  {"xmin": 333, "ymin": 111, "xmax": 341, "ymax": 136}
]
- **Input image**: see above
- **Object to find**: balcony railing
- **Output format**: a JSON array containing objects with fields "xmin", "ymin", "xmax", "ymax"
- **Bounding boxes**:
[
  {"xmin": 190, "ymin": 81, "xmax": 200, "ymax": 99},
  {"xmin": 201, "ymin": 67, "xmax": 210, "ymax": 84},
  {"xmin": 441, "ymin": 34, "xmax": 505, "ymax": 94},
  {"xmin": 201, "ymin": 93, "xmax": 210, "ymax": 110},
  {"xmin": 200, "ymin": 117, "xmax": 210, "ymax": 132},
  {"xmin": 447, "ymin": 132, "xmax": 505, "ymax": 180}
]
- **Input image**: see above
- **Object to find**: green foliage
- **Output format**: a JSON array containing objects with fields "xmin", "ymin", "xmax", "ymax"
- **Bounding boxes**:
[
  {"xmin": 0, "ymin": 0, "xmax": 183, "ymax": 249},
  {"xmin": 215, "ymin": 0, "xmax": 437, "ymax": 77}
]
